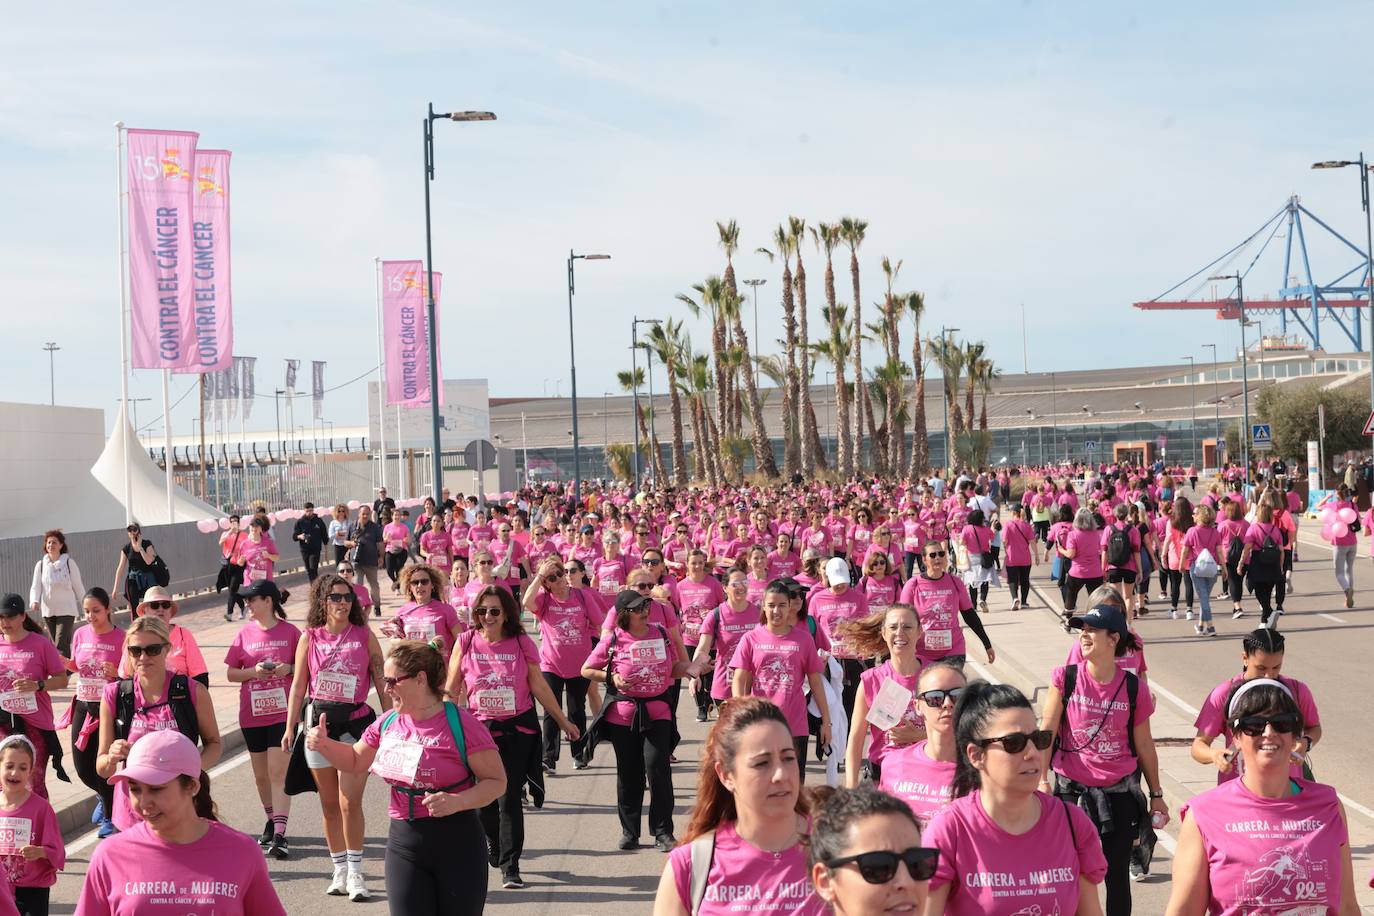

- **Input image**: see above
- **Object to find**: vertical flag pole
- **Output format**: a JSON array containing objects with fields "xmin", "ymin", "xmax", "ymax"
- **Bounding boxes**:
[
  {"xmin": 375, "ymin": 258, "xmax": 388, "ymax": 491},
  {"xmin": 115, "ymin": 121, "xmax": 134, "ymax": 524},
  {"xmin": 396, "ymin": 404, "xmax": 406, "ymax": 498},
  {"xmin": 163, "ymin": 369, "xmax": 174, "ymax": 521}
]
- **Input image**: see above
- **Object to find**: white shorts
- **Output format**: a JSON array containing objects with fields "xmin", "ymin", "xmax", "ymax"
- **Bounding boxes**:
[{"xmin": 305, "ymin": 729, "xmax": 358, "ymax": 769}]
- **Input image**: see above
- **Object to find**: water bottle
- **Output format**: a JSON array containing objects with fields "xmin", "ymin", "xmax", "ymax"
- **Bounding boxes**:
[{"xmin": 1151, "ymin": 810, "xmax": 1168, "ymax": 830}]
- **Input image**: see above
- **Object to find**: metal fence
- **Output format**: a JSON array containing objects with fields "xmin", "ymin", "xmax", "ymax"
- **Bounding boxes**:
[{"xmin": 172, "ymin": 454, "xmax": 435, "ymax": 514}]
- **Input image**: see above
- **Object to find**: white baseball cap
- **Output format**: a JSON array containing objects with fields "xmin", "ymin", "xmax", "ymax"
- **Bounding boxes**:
[{"xmin": 824, "ymin": 557, "xmax": 850, "ymax": 586}]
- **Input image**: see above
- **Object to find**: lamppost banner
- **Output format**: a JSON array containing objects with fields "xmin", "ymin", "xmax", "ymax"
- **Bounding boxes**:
[
  {"xmin": 173, "ymin": 148, "xmax": 233, "ymax": 373},
  {"xmin": 380, "ymin": 259, "xmax": 443, "ymax": 408},
  {"xmin": 126, "ymin": 128, "xmax": 200, "ymax": 370}
]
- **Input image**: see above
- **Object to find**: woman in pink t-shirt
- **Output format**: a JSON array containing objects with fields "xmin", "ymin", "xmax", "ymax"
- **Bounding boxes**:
[
  {"xmin": 381, "ymin": 510, "xmax": 411, "ymax": 595},
  {"xmin": 449, "ymin": 585, "xmax": 577, "ymax": 888},
  {"xmin": 923, "ymin": 681, "xmax": 1106, "ymax": 915},
  {"xmin": 1167, "ymin": 680, "xmax": 1357, "ymax": 915},
  {"xmin": 66, "ymin": 588, "xmax": 124, "ymax": 836},
  {"xmin": 1179, "ymin": 503, "xmax": 1224, "ymax": 635},
  {"xmin": 654, "ymin": 697, "xmax": 825, "ymax": 915},
  {"xmin": 238, "ymin": 517, "xmax": 279, "ymax": 591},
  {"xmin": 1000, "ymin": 503, "xmax": 1038, "ymax": 611},
  {"xmin": 858, "ymin": 551, "xmax": 900, "ymax": 610},
  {"xmin": 417, "ymin": 516, "xmax": 454, "ymax": 575},
  {"xmin": 688, "ymin": 569, "xmax": 757, "ymax": 707},
  {"xmin": 0, "ymin": 594, "xmax": 68, "ymax": 804},
  {"xmin": 385, "ymin": 564, "xmax": 463, "ymax": 660},
  {"xmin": 120, "ymin": 589, "xmax": 209, "ymax": 687},
  {"xmin": 522, "ymin": 558, "xmax": 602, "ymax": 773},
  {"xmin": 842, "ymin": 604, "xmax": 923, "ymax": 786},
  {"xmin": 1057, "ymin": 508, "xmax": 1105, "ymax": 616},
  {"xmin": 1238, "ymin": 494, "xmax": 1288, "ymax": 629},
  {"xmin": 308, "ymin": 642, "xmax": 507, "ymax": 913},
  {"xmin": 0, "ymin": 735, "xmax": 63, "ymax": 914},
  {"xmin": 879, "ymin": 661, "xmax": 965, "ymax": 829}
]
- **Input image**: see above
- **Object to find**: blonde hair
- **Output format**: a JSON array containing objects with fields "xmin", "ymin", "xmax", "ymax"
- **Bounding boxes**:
[
  {"xmin": 1194, "ymin": 504, "xmax": 1216, "ymax": 526},
  {"xmin": 127, "ymin": 615, "xmax": 172, "ymax": 644},
  {"xmin": 835, "ymin": 604, "xmax": 921, "ymax": 660}
]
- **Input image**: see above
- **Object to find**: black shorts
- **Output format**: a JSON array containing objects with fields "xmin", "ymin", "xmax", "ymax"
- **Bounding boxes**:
[
  {"xmin": 243, "ymin": 721, "xmax": 288, "ymax": 754},
  {"xmin": 1106, "ymin": 569, "xmax": 1137, "ymax": 584}
]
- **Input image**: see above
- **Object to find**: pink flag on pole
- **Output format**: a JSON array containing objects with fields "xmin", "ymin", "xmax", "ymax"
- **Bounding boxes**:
[
  {"xmin": 174, "ymin": 149, "xmax": 232, "ymax": 373},
  {"xmin": 126, "ymin": 128, "xmax": 200, "ymax": 370},
  {"xmin": 381, "ymin": 260, "xmax": 443, "ymax": 407}
]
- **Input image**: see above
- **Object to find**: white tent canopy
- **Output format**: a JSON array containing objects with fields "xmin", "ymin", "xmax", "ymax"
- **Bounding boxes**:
[{"xmin": 90, "ymin": 404, "xmax": 220, "ymax": 525}]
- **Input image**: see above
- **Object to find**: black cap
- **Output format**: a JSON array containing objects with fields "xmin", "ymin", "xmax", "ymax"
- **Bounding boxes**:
[
  {"xmin": 1068, "ymin": 604, "xmax": 1128, "ymax": 636},
  {"xmin": 614, "ymin": 590, "xmax": 652, "ymax": 615},
  {"xmin": 0, "ymin": 594, "xmax": 25, "ymax": 617},
  {"xmin": 239, "ymin": 580, "xmax": 283, "ymax": 602}
]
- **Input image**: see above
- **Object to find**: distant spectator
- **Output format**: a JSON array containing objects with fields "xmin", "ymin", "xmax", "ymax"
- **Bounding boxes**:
[{"xmin": 29, "ymin": 530, "xmax": 85, "ymax": 656}]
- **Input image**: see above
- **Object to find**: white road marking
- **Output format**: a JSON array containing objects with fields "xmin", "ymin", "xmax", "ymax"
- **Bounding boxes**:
[
  {"xmin": 1144, "ymin": 676, "xmax": 1200, "ymax": 718},
  {"xmin": 64, "ymin": 748, "xmax": 255, "ymax": 856},
  {"xmin": 1319, "ymin": 613, "xmax": 1348, "ymax": 624},
  {"xmin": 967, "ymin": 659, "xmax": 999, "ymax": 685}
]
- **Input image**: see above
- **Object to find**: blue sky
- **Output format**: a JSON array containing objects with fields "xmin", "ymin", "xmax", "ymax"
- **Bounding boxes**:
[{"xmin": 4, "ymin": 2, "xmax": 1373, "ymax": 438}]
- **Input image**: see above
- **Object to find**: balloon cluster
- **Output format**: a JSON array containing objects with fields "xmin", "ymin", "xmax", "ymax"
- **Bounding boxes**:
[
  {"xmin": 193, "ymin": 495, "xmax": 436, "ymax": 535},
  {"xmin": 1319, "ymin": 504, "xmax": 1360, "ymax": 541}
]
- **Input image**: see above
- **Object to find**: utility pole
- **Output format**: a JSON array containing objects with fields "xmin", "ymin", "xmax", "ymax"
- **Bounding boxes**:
[{"xmin": 42, "ymin": 342, "xmax": 59, "ymax": 405}]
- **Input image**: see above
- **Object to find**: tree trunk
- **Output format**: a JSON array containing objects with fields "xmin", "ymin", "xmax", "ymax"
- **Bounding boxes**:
[
  {"xmin": 730, "ymin": 315, "xmax": 778, "ymax": 478},
  {"xmin": 909, "ymin": 330, "xmax": 928, "ymax": 477},
  {"xmin": 835, "ymin": 372, "xmax": 853, "ymax": 481},
  {"xmin": 666, "ymin": 357, "xmax": 688, "ymax": 487},
  {"xmin": 635, "ymin": 404, "xmax": 652, "ymax": 484},
  {"xmin": 796, "ymin": 256, "xmax": 814, "ymax": 477},
  {"xmin": 690, "ymin": 397, "xmax": 709, "ymax": 484},
  {"xmin": 650, "ymin": 430, "xmax": 667, "ymax": 484},
  {"xmin": 705, "ymin": 402, "xmax": 728, "ymax": 484},
  {"xmin": 886, "ymin": 307, "xmax": 904, "ymax": 475},
  {"xmin": 849, "ymin": 251, "xmax": 864, "ymax": 472},
  {"xmin": 808, "ymin": 401, "xmax": 828, "ymax": 473},
  {"xmin": 781, "ymin": 263, "xmax": 800, "ymax": 478}
]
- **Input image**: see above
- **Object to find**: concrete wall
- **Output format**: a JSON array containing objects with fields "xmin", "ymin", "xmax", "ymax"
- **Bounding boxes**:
[{"xmin": 0, "ymin": 402, "xmax": 127, "ymax": 537}]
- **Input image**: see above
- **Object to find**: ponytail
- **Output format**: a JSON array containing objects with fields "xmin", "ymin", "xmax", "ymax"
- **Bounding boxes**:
[
  {"xmin": 951, "ymin": 681, "xmax": 1033, "ymax": 799},
  {"xmin": 181, "ymin": 771, "xmax": 219, "ymax": 821}
]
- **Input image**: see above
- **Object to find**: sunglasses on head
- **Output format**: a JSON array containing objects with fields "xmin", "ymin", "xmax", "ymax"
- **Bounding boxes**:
[
  {"xmin": 127, "ymin": 643, "xmax": 167, "ymax": 659},
  {"xmin": 917, "ymin": 687, "xmax": 965, "ymax": 708},
  {"xmin": 977, "ymin": 730, "xmax": 1054, "ymax": 754},
  {"xmin": 824, "ymin": 847, "xmax": 940, "ymax": 884},
  {"xmin": 383, "ymin": 674, "xmax": 415, "ymax": 689},
  {"xmin": 1233, "ymin": 712, "xmax": 1303, "ymax": 737}
]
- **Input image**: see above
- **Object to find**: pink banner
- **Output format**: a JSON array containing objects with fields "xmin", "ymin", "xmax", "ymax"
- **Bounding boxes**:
[
  {"xmin": 381, "ymin": 260, "xmax": 443, "ymax": 407},
  {"xmin": 175, "ymin": 149, "xmax": 233, "ymax": 373},
  {"xmin": 126, "ymin": 128, "xmax": 199, "ymax": 369}
]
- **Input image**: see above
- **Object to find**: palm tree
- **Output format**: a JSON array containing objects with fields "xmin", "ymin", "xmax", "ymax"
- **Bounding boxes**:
[
  {"xmin": 874, "ymin": 256, "xmax": 905, "ymax": 475},
  {"xmin": 975, "ymin": 357, "xmax": 1000, "ymax": 435},
  {"xmin": 870, "ymin": 357, "xmax": 910, "ymax": 470},
  {"xmin": 604, "ymin": 443, "xmax": 635, "ymax": 482},
  {"xmin": 962, "ymin": 341, "xmax": 986, "ymax": 443},
  {"xmin": 677, "ymin": 277, "xmax": 740, "ymax": 480},
  {"xmin": 645, "ymin": 319, "xmax": 689, "ymax": 486},
  {"xmin": 757, "ymin": 229, "xmax": 800, "ymax": 478},
  {"xmin": 904, "ymin": 292, "xmax": 930, "ymax": 478},
  {"xmin": 641, "ymin": 404, "xmax": 667, "ymax": 483},
  {"xmin": 927, "ymin": 335, "xmax": 966, "ymax": 457},
  {"xmin": 616, "ymin": 368, "xmax": 654, "ymax": 483},
  {"xmin": 717, "ymin": 220, "xmax": 742, "ymax": 438},
  {"xmin": 681, "ymin": 347, "xmax": 722, "ymax": 487},
  {"xmin": 839, "ymin": 217, "xmax": 873, "ymax": 467},
  {"xmin": 788, "ymin": 216, "xmax": 816, "ymax": 477},
  {"xmin": 812, "ymin": 222, "xmax": 852, "ymax": 477},
  {"xmin": 718, "ymin": 283, "xmax": 778, "ymax": 478}
]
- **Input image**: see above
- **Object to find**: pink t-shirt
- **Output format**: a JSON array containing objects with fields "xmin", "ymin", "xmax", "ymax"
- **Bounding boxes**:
[
  {"xmin": 1050, "ymin": 664, "xmax": 1155, "ymax": 786},
  {"xmin": 458, "ymin": 632, "xmax": 539, "ymax": 722},
  {"xmin": 0, "ymin": 791, "xmax": 62, "ymax": 888},
  {"xmin": 591, "ymin": 556, "xmax": 632, "ymax": 597},
  {"xmin": 708, "ymin": 537, "xmax": 741, "ymax": 572},
  {"xmin": 1000, "ymin": 518, "xmax": 1035, "ymax": 567},
  {"xmin": 745, "ymin": 574, "xmax": 770, "ymax": 608},
  {"xmin": 306, "ymin": 624, "xmax": 373, "ymax": 715},
  {"xmin": 223, "ymin": 619, "xmax": 301, "ymax": 727},
  {"xmin": 361, "ymin": 705, "xmax": 498, "ymax": 820},
  {"xmin": 70, "ymin": 625, "xmax": 125, "ymax": 705},
  {"xmin": 730, "ymin": 625, "xmax": 824, "ymax": 737},
  {"xmin": 1193, "ymin": 674, "xmax": 1320, "ymax": 784},
  {"xmin": 900, "ymin": 574, "xmax": 973, "ymax": 664},
  {"xmin": 675, "ymin": 576, "xmax": 727, "ymax": 646},
  {"xmin": 392, "ymin": 600, "xmax": 462, "ymax": 658},
  {"xmin": 699, "ymin": 603, "xmax": 759, "ymax": 700},
  {"xmin": 1100, "ymin": 521, "xmax": 1141, "ymax": 572},
  {"xmin": 1063, "ymin": 527, "xmax": 1105, "ymax": 579},
  {"xmin": 879, "ymin": 740, "xmax": 956, "ymax": 829},
  {"xmin": 1183, "ymin": 525, "xmax": 1223, "ymax": 569},
  {"xmin": 237, "ymin": 535, "xmax": 276, "ymax": 583},
  {"xmin": 418, "ymin": 531, "xmax": 453, "ymax": 569},
  {"xmin": 667, "ymin": 820, "xmax": 825, "ymax": 915},
  {"xmin": 383, "ymin": 522, "xmax": 410, "ymax": 553},
  {"xmin": 100, "ymin": 677, "xmax": 203, "ymax": 830},
  {"xmin": 585, "ymin": 627, "xmax": 676, "ymax": 727},
  {"xmin": 924, "ymin": 791, "xmax": 1107, "ymax": 916},
  {"xmin": 0, "ymin": 631, "xmax": 66, "ymax": 730},
  {"xmin": 1184, "ymin": 778, "xmax": 1347, "ymax": 915},
  {"xmin": 808, "ymin": 587, "xmax": 871, "ymax": 660},
  {"xmin": 766, "ymin": 551, "xmax": 800, "ymax": 580},
  {"xmin": 859, "ymin": 660, "xmax": 922, "ymax": 766},
  {"xmin": 859, "ymin": 574, "xmax": 899, "ymax": 609},
  {"xmin": 532, "ymin": 588, "xmax": 602, "ymax": 679},
  {"xmin": 77, "ymin": 820, "xmax": 285, "ymax": 915}
]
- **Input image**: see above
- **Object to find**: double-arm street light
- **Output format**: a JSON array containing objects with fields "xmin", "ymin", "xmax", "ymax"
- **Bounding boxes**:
[
  {"xmin": 1312, "ymin": 156, "xmax": 1374, "ymax": 422},
  {"xmin": 567, "ymin": 251, "xmax": 611, "ymax": 507},
  {"xmin": 1210, "ymin": 273, "xmax": 1250, "ymax": 483},
  {"xmin": 1180, "ymin": 355, "xmax": 1197, "ymax": 467},
  {"xmin": 424, "ymin": 104, "xmax": 495, "ymax": 501},
  {"xmin": 1203, "ymin": 343, "xmax": 1221, "ymax": 469}
]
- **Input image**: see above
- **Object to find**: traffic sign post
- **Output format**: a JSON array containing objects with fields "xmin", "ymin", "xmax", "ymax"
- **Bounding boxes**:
[
  {"xmin": 1251, "ymin": 423, "xmax": 1273, "ymax": 452},
  {"xmin": 1362, "ymin": 411, "xmax": 1374, "ymax": 438},
  {"xmin": 1084, "ymin": 439, "xmax": 1098, "ymax": 454}
]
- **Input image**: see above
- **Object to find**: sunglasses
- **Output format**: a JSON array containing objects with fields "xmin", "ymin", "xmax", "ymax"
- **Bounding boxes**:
[
  {"xmin": 545, "ymin": 570, "xmax": 566, "ymax": 581},
  {"xmin": 824, "ymin": 847, "xmax": 940, "ymax": 884},
  {"xmin": 127, "ymin": 643, "xmax": 168, "ymax": 659},
  {"xmin": 477, "ymin": 560, "xmax": 493, "ymax": 566},
  {"xmin": 925, "ymin": 551, "xmax": 947, "ymax": 559},
  {"xmin": 643, "ymin": 558, "xmax": 663, "ymax": 566},
  {"xmin": 144, "ymin": 601, "xmax": 173, "ymax": 611},
  {"xmin": 326, "ymin": 592, "xmax": 353, "ymax": 603},
  {"xmin": 410, "ymin": 579, "xmax": 431, "ymax": 587},
  {"xmin": 917, "ymin": 687, "xmax": 965, "ymax": 708},
  {"xmin": 1233, "ymin": 712, "xmax": 1303, "ymax": 737},
  {"xmin": 977, "ymin": 730, "xmax": 1054, "ymax": 754},
  {"xmin": 633, "ymin": 583, "xmax": 654, "ymax": 591},
  {"xmin": 338, "ymin": 568, "xmax": 355, "ymax": 575},
  {"xmin": 383, "ymin": 674, "xmax": 415, "ymax": 689},
  {"xmin": 475, "ymin": 606, "xmax": 504, "ymax": 617}
]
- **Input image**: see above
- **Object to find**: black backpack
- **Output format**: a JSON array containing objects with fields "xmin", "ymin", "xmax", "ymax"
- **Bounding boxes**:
[
  {"xmin": 1053, "ymin": 664, "xmax": 1139, "ymax": 760},
  {"xmin": 1251, "ymin": 525, "xmax": 1283, "ymax": 578},
  {"xmin": 1106, "ymin": 525, "xmax": 1132, "ymax": 567},
  {"xmin": 114, "ymin": 674, "xmax": 200, "ymax": 745}
]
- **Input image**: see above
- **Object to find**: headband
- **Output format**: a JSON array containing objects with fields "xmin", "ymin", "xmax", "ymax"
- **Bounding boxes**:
[
  {"xmin": 0, "ymin": 734, "xmax": 36, "ymax": 758},
  {"xmin": 1226, "ymin": 677, "xmax": 1294, "ymax": 720}
]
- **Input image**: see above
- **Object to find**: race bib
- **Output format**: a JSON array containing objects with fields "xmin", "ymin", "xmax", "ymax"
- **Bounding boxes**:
[
  {"xmin": 866, "ymin": 679, "xmax": 915, "ymax": 731},
  {"xmin": 250, "ymin": 686, "xmax": 288, "ymax": 718},
  {"xmin": 431, "ymin": 554, "xmax": 451, "ymax": 569},
  {"xmin": 454, "ymin": 538, "xmax": 470, "ymax": 550},
  {"xmin": 682, "ymin": 620, "xmax": 702, "ymax": 644},
  {"xmin": 629, "ymin": 639, "xmax": 668, "ymax": 663},
  {"xmin": 474, "ymin": 687, "xmax": 517, "ymax": 716},
  {"xmin": 924, "ymin": 630, "xmax": 953, "ymax": 651},
  {"xmin": 599, "ymin": 581, "xmax": 618, "ymax": 596},
  {"xmin": 0, "ymin": 817, "xmax": 31, "ymax": 856},
  {"xmin": 404, "ymin": 620, "xmax": 438, "ymax": 641},
  {"xmin": 0, "ymin": 691, "xmax": 37, "ymax": 716},
  {"xmin": 247, "ymin": 564, "xmax": 268, "ymax": 582},
  {"xmin": 315, "ymin": 671, "xmax": 358, "ymax": 703},
  {"xmin": 904, "ymin": 537, "xmax": 920, "ymax": 551},
  {"xmin": 371, "ymin": 733, "xmax": 424, "ymax": 784},
  {"xmin": 76, "ymin": 676, "xmax": 107, "ymax": 703}
]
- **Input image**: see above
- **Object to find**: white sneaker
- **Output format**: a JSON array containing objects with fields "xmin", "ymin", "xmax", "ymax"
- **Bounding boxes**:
[
  {"xmin": 979, "ymin": 600, "xmax": 988, "ymax": 613},
  {"xmin": 326, "ymin": 867, "xmax": 347, "ymax": 896},
  {"xmin": 1193, "ymin": 623, "xmax": 1204, "ymax": 635},
  {"xmin": 1011, "ymin": 599, "xmax": 1021, "ymax": 611},
  {"xmin": 1185, "ymin": 610, "xmax": 1194, "ymax": 620},
  {"xmin": 1168, "ymin": 609, "xmax": 1177, "ymax": 620},
  {"xmin": 347, "ymin": 871, "xmax": 370, "ymax": 902},
  {"xmin": 1231, "ymin": 608, "xmax": 1245, "ymax": 619}
]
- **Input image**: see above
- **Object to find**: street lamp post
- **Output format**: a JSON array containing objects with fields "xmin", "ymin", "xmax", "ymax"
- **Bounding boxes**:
[
  {"xmin": 567, "ymin": 250, "xmax": 611, "ymax": 507},
  {"xmin": 1312, "ymin": 156, "xmax": 1374, "ymax": 419},
  {"xmin": 940, "ymin": 326, "xmax": 959, "ymax": 469},
  {"xmin": 273, "ymin": 388, "xmax": 286, "ymax": 500},
  {"xmin": 42, "ymin": 342, "xmax": 59, "ymax": 406},
  {"xmin": 1203, "ymin": 343, "xmax": 1221, "ymax": 470},
  {"xmin": 423, "ymin": 104, "xmax": 495, "ymax": 504},
  {"xmin": 1210, "ymin": 273, "xmax": 1250, "ymax": 484},
  {"xmin": 743, "ymin": 279, "xmax": 766, "ymax": 363},
  {"xmin": 1181, "ymin": 355, "xmax": 1198, "ymax": 468}
]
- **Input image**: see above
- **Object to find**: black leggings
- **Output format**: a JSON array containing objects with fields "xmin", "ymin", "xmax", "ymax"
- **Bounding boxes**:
[
  {"xmin": 1166, "ymin": 568, "xmax": 1193, "ymax": 610},
  {"xmin": 541, "ymin": 672, "xmax": 589, "ymax": 765},
  {"xmin": 1063, "ymin": 575, "xmax": 1103, "ymax": 611},
  {"xmin": 1251, "ymin": 579, "xmax": 1286, "ymax": 624},
  {"xmin": 968, "ymin": 582, "xmax": 989, "ymax": 606},
  {"xmin": 479, "ymin": 728, "xmax": 536, "ymax": 869},
  {"xmin": 1225, "ymin": 559, "xmax": 1244, "ymax": 603},
  {"xmin": 225, "ymin": 564, "xmax": 245, "ymax": 616},
  {"xmin": 1006, "ymin": 565, "xmax": 1031, "ymax": 603},
  {"xmin": 13, "ymin": 887, "xmax": 48, "ymax": 916},
  {"xmin": 386, "ymin": 810, "xmax": 488, "ymax": 915},
  {"xmin": 71, "ymin": 701, "xmax": 113, "ymax": 818},
  {"xmin": 1099, "ymin": 790, "xmax": 1141, "ymax": 916},
  {"xmin": 385, "ymin": 550, "xmax": 408, "ymax": 584},
  {"xmin": 839, "ymin": 658, "xmax": 867, "ymax": 723},
  {"xmin": 606, "ymin": 720, "xmax": 674, "ymax": 840}
]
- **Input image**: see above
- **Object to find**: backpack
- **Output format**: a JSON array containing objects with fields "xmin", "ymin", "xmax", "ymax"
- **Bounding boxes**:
[
  {"xmin": 1251, "ymin": 525, "xmax": 1283, "ymax": 578},
  {"xmin": 378, "ymin": 701, "xmax": 469, "ymax": 775},
  {"xmin": 1105, "ymin": 525, "xmax": 1132, "ymax": 567},
  {"xmin": 114, "ymin": 674, "xmax": 200, "ymax": 745},
  {"xmin": 1225, "ymin": 534, "xmax": 1244, "ymax": 568},
  {"xmin": 687, "ymin": 831, "xmax": 716, "ymax": 915},
  {"xmin": 1053, "ymin": 664, "xmax": 1138, "ymax": 760}
]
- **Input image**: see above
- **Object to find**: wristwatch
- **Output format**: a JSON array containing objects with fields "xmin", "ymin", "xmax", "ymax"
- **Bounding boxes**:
[
  {"xmin": 35, "ymin": 680, "xmax": 44, "ymax": 692},
  {"xmin": 1149, "ymin": 790, "xmax": 1164, "ymax": 799}
]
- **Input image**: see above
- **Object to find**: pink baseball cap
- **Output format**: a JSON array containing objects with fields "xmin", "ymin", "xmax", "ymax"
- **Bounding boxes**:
[{"xmin": 111, "ymin": 730, "xmax": 201, "ymax": 786}]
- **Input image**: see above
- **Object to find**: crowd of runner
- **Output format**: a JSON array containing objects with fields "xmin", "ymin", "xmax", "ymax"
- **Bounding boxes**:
[{"xmin": 5, "ymin": 460, "xmax": 1372, "ymax": 913}]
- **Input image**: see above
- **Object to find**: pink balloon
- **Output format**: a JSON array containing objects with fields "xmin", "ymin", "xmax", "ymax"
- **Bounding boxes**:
[
  {"xmin": 1334, "ymin": 522, "xmax": 1350, "ymax": 538},
  {"xmin": 195, "ymin": 519, "xmax": 217, "ymax": 534},
  {"xmin": 1322, "ymin": 523, "xmax": 1336, "ymax": 541},
  {"xmin": 1338, "ymin": 507, "xmax": 1357, "ymax": 525},
  {"xmin": 1319, "ymin": 507, "xmax": 1336, "ymax": 524},
  {"xmin": 347, "ymin": 500, "xmax": 362, "ymax": 510},
  {"xmin": 218, "ymin": 518, "xmax": 231, "ymax": 530}
]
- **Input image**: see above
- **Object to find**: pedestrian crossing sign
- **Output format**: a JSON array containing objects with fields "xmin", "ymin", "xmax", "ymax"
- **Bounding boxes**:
[{"xmin": 1251, "ymin": 423, "xmax": 1273, "ymax": 451}]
